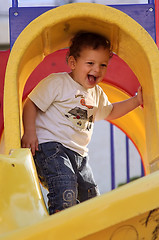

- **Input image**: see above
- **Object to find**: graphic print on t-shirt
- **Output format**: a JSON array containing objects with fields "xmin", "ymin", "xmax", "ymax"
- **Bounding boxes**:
[{"xmin": 65, "ymin": 95, "xmax": 94, "ymax": 131}]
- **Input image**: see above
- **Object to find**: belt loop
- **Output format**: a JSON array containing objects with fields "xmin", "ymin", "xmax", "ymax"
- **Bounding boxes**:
[{"xmin": 38, "ymin": 143, "xmax": 42, "ymax": 151}]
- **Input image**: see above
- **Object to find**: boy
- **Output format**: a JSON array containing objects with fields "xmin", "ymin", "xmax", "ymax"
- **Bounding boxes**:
[{"xmin": 22, "ymin": 32, "xmax": 143, "ymax": 214}]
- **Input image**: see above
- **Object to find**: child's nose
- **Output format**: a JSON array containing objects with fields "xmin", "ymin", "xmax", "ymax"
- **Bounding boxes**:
[{"xmin": 93, "ymin": 64, "xmax": 100, "ymax": 73}]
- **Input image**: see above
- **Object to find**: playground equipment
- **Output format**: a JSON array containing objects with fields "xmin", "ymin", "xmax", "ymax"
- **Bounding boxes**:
[{"xmin": 0, "ymin": 1, "xmax": 159, "ymax": 239}]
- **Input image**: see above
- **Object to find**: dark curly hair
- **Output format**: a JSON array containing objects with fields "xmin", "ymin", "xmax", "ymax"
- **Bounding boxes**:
[{"xmin": 67, "ymin": 31, "xmax": 111, "ymax": 62}]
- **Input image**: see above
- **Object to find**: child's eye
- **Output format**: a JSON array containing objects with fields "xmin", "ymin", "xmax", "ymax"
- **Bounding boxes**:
[
  {"xmin": 101, "ymin": 64, "xmax": 107, "ymax": 67},
  {"xmin": 87, "ymin": 62, "xmax": 94, "ymax": 65}
]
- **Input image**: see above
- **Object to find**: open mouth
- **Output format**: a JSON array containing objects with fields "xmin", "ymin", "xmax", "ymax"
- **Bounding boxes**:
[{"xmin": 88, "ymin": 74, "xmax": 97, "ymax": 84}]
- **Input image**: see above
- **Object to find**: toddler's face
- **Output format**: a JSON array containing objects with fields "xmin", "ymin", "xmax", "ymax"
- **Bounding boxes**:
[{"xmin": 68, "ymin": 46, "xmax": 110, "ymax": 89}]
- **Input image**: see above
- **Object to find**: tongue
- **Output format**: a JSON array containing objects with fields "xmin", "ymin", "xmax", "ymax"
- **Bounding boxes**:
[{"xmin": 88, "ymin": 75, "xmax": 95, "ymax": 83}]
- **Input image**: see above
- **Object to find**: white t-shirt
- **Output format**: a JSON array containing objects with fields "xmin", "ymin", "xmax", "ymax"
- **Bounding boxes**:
[{"xmin": 29, "ymin": 72, "xmax": 113, "ymax": 156}]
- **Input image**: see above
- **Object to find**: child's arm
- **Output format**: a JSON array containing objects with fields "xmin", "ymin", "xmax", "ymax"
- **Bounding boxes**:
[
  {"xmin": 21, "ymin": 98, "xmax": 39, "ymax": 156},
  {"xmin": 106, "ymin": 86, "xmax": 143, "ymax": 121}
]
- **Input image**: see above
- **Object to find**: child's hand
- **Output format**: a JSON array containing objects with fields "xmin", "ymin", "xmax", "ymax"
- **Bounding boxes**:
[
  {"xmin": 21, "ymin": 132, "xmax": 39, "ymax": 156},
  {"xmin": 136, "ymin": 86, "xmax": 143, "ymax": 106}
]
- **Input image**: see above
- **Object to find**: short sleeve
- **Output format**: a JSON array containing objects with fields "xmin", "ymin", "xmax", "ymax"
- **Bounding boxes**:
[
  {"xmin": 95, "ymin": 87, "xmax": 113, "ymax": 121},
  {"xmin": 28, "ymin": 73, "xmax": 60, "ymax": 112}
]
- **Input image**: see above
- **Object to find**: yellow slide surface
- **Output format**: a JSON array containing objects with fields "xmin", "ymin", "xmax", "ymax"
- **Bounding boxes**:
[{"xmin": 1, "ymin": 3, "xmax": 159, "ymax": 239}]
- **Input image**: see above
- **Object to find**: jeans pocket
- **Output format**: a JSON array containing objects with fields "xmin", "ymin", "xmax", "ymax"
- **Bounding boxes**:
[
  {"xmin": 34, "ymin": 151, "xmax": 49, "ymax": 188},
  {"xmin": 47, "ymin": 174, "xmax": 78, "ymax": 214},
  {"xmin": 34, "ymin": 142, "xmax": 61, "ymax": 187},
  {"xmin": 41, "ymin": 142, "xmax": 61, "ymax": 159}
]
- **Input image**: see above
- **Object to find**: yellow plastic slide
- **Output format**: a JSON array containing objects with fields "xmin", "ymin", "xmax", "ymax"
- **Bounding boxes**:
[{"xmin": 1, "ymin": 3, "xmax": 159, "ymax": 239}]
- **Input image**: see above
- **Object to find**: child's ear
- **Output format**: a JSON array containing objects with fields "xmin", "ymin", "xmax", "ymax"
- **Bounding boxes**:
[{"xmin": 68, "ymin": 56, "xmax": 76, "ymax": 70}]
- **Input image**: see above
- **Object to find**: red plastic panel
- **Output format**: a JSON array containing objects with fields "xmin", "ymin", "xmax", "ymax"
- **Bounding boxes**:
[
  {"xmin": 23, "ymin": 49, "xmax": 140, "ymax": 100},
  {"xmin": 0, "ymin": 50, "xmax": 10, "ymax": 138},
  {"xmin": 0, "ymin": 49, "xmax": 140, "ymax": 139},
  {"xmin": 105, "ymin": 54, "xmax": 140, "ymax": 97}
]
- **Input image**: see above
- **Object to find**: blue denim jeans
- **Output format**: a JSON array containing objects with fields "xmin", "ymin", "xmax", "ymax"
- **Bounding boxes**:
[{"xmin": 34, "ymin": 141, "xmax": 99, "ymax": 214}]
